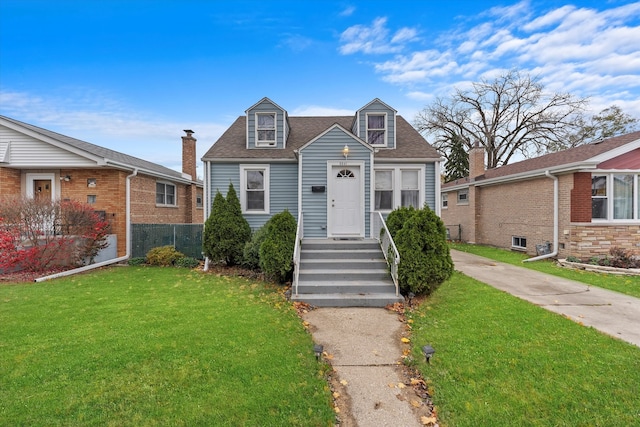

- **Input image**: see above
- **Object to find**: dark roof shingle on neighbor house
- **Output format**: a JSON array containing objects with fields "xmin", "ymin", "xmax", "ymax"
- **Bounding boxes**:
[
  {"xmin": 444, "ymin": 130, "xmax": 640, "ymax": 188},
  {"xmin": 1, "ymin": 115, "xmax": 197, "ymax": 183},
  {"xmin": 202, "ymin": 115, "xmax": 441, "ymax": 161}
]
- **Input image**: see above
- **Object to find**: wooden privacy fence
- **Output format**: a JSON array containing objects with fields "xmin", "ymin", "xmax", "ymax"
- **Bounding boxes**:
[{"xmin": 131, "ymin": 224, "xmax": 203, "ymax": 259}]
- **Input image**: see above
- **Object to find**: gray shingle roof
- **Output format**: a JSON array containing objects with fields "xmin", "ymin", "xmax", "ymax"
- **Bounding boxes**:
[
  {"xmin": 202, "ymin": 115, "xmax": 441, "ymax": 161},
  {"xmin": 443, "ymin": 130, "xmax": 640, "ymax": 188},
  {"xmin": 1, "ymin": 115, "xmax": 198, "ymax": 183}
]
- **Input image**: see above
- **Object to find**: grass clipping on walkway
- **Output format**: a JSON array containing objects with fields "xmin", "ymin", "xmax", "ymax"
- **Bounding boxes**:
[
  {"xmin": 411, "ymin": 272, "xmax": 640, "ymax": 427},
  {"xmin": 0, "ymin": 267, "xmax": 334, "ymax": 426}
]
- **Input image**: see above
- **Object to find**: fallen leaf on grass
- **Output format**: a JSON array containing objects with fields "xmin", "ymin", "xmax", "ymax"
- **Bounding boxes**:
[
  {"xmin": 421, "ymin": 415, "xmax": 437, "ymax": 425},
  {"xmin": 334, "ymin": 406, "xmax": 340, "ymax": 413},
  {"xmin": 410, "ymin": 378, "xmax": 425, "ymax": 386},
  {"xmin": 333, "ymin": 391, "xmax": 340, "ymax": 398},
  {"xmin": 401, "ymin": 337, "xmax": 411, "ymax": 343},
  {"xmin": 397, "ymin": 383, "xmax": 406, "ymax": 389},
  {"xmin": 410, "ymin": 400, "xmax": 422, "ymax": 408}
]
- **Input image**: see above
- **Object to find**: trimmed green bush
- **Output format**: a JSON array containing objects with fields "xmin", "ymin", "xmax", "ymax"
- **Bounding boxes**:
[
  {"xmin": 385, "ymin": 205, "xmax": 416, "ymax": 238},
  {"xmin": 243, "ymin": 225, "xmax": 267, "ymax": 270},
  {"xmin": 202, "ymin": 184, "xmax": 251, "ymax": 266},
  {"xmin": 127, "ymin": 257, "xmax": 146, "ymax": 266},
  {"xmin": 146, "ymin": 246, "xmax": 185, "ymax": 266},
  {"xmin": 392, "ymin": 206, "xmax": 453, "ymax": 296},
  {"xmin": 259, "ymin": 210, "xmax": 297, "ymax": 284},
  {"xmin": 175, "ymin": 257, "xmax": 200, "ymax": 268}
]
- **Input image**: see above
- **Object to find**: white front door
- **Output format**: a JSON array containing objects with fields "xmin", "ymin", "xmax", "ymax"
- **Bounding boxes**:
[{"xmin": 328, "ymin": 164, "xmax": 362, "ymax": 236}]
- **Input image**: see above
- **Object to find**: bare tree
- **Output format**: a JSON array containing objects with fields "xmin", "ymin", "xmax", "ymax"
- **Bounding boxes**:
[{"xmin": 414, "ymin": 70, "xmax": 588, "ymax": 169}]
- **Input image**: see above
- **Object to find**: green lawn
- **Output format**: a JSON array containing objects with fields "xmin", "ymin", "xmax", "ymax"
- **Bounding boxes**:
[
  {"xmin": 450, "ymin": 242, "xmax": 640, "ymax": 298},
  {"xmin": 0, "ymin": 267, "xmax": 334, "ymax": 426},
  {"xmin": 411, "ymin": 272, "xmax": 640, "ymax": 427}
]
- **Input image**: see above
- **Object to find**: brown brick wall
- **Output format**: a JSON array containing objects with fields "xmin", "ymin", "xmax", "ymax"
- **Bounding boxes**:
[
  {"xmin": 571, "ymin": 172, "xmax": 592, "ymax": 222},
  {"xmin": 129, "ymin": 173, "xmax": 202, "ymax": 224},
  {"xmin": 0, "ymin": 167, "xmax": 21, "ymax": 196},
  {"xmin": 475, "ymin": 177, "xmax": 555, "ymax": 255},
  {"xmin": 441, "ymin": 189, "xmax": 475, "ymax": 242},
  {"xmin": 59, "ymin": 168, "xmax": 127, "ymax": 256}
]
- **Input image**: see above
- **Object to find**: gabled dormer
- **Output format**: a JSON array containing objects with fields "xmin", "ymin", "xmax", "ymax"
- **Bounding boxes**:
[
  {"xmin": 245, "ymin": 97, "xmax": 289, "ymax": 149},
  {"xmin": 352, "ymin": 98, "xmax": 397, "ymax": 149}
]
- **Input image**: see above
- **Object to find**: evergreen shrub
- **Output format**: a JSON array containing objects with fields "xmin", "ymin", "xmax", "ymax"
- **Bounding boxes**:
[
  {"xmin": 243, "ymin": 225, "xmax": 267, "ymax": 270},
  {"xmin": 391, "ymin": 206, "xmax": 453, "ymax": 296},
  {"xmin": 259, "ymin": 210, "xmax": 297, "ymax": 284}
]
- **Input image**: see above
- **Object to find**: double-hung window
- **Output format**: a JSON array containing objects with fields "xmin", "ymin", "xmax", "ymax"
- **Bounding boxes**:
[
  {"xmin": 457, "ymin": 188, "xmax": 469, "ymax": 205},
  {"xmin": 441, "ymin": 193, "xmax": 448, "ymax": 209},
  {"xmin": 592, "ymin": 173, "xmax": 639, "ymax": 221},
  {"xmin": 240, "ymin": 165, "xmax": 270, "ymax": 213},
  {"xmin": 373, "ymin": 167, "xmax": 423, "ymax": 211},
  {"xmin": 374, "ymin": 170, "xmax": 393, "ymax": 210},
  {"xmin": 256, "ymin": 113, "xmax": 276, "ymax": 146},
  {"xmin": 156, "ymin": 182, "xmax": 176, "ymax": 206},
  {"xmin": 367, "ymin": 114, "xmax": 386, "ymax": 146}
]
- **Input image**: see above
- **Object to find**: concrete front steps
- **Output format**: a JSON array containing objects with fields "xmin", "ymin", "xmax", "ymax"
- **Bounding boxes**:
[{"xmin": 292, "ymin": 238, "xmax": 404, "ymax": 307}]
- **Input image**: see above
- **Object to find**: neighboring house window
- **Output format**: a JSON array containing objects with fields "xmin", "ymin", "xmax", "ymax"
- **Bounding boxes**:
[
  {"xmin": 240, "ymin": 165, "xmax": 270, "ymax": 213},
  {"xmin": 592, "ymin": 173, "xmax": 639, "ymax": 221},
  {"xmin": 512, "ymin": 236, "xmax": 527, "ymax": 250},
  {"xmin": 442, "ymin": 193, "xmax": 448, "ymax": 208},
  {"xmin": 196, "ymin": 193, "xmax": 203, "ymax": 208},
  {"xmin": 373, "ymin": 167, "xmax": 424, "ymax": 211},
  {"xmin": 87, "ymin": 195, "xmax": 97, "ymax": 204},
  {"xmin": 401, "ymin": 170, "xmax": 419, "ymax": 208},
  {"xmin": 156, "ymin": 182, "xmax": 176, "ymax": 206},
  {"xmin": 256, "ymin": 113, "xmax": 276, "ymax": 146},
  {"xmin": 366, "ymin": 113, "xmax": 386, "ymax": 145},
  {"xmin": 375, "ymin": 170, "xmax": 393, "ymax": 210},
  {"xmin": 457, "ymin": 189, "xmax": 469, "ymax": 205}
]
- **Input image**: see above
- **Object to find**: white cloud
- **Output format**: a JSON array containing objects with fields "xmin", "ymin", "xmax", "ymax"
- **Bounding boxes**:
[
  {"xmin": 339, "ymin": 5, "xmax": 356, "ymax": 17},
  {"xmin": 339, "ymin": 17, "xmax": 419, "ymax": 55},
  {"xmin": 0, "ymin": 90, "xmax": 228, "ymax": 177}
]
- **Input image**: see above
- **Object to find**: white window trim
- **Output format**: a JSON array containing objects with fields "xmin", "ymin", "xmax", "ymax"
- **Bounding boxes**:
[
  {"xmin": 156, "ymin": 181, "xmax": 177, "ymax": 207},
  {"xmin": 240, "ymin": 164, "xmax": 270, "ymax": 214},
  {"xmin": 366, "ymin": 112, "xmax": 387, "ymax": 146},
  {"xmin": 255, "ymin": 112, "xmax": 277, "ymax": 147},
  {"xmin": 25, "ymin": 172, "xmax": 57, "ymax": 200},
  {"xmin": 373, "ymin": 165, "xmax": 424, "ymax": 212},
  {"xmin": 441, "ymin": 193, "xmax": 448, "ymax": 209},
  {"xmin": 592, "ymin": 172, "xmax": 640, "ymax": 223},
  {"xmin": 512, "ymin": 236, "xmax": 527, "ymax": 251},
  {"xmin": 457, "ymin": 188, "xmax": 469, "ymax": 205}
]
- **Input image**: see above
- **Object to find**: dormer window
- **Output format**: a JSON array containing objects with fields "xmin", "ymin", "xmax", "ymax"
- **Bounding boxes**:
[
  {"xmin": 367, "ymin": 113, "xmax": 386, "ymax": 145},
  {"xmin": 256, "ymin": 112, "xmax": 276, "ymax": 146}
]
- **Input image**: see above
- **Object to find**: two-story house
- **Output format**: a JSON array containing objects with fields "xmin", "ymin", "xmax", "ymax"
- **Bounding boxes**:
[{"xmin": 202, "ymin": 97, "xmax": 442, "ymax": 306}]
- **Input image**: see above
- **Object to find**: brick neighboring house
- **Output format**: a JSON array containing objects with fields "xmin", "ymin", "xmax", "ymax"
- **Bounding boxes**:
[
  {"xmin": 440, "ymin": 131, "xmax": 640, "ymax": 259},
  {"xmin": 0, "ymin": 115, "xmax": 203, "ymax": 258}
]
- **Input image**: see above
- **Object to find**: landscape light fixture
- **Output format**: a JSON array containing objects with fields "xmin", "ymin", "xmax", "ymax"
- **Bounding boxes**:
[
  {"xmin": 422, "ymin": 345, "xmax": 435, "ymax": 364},
  {"xmin": 313, "ymin": 344, "xmax": 324, "ymax": 361},
  {"xmin": 342, "ymin": 145, "xmax": 349, "ymax": 159}
]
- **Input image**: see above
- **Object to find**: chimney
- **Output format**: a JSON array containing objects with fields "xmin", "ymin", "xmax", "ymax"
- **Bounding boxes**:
[
  {"xmin": 469, "ymin": 141, "xmax": 485, "ymax": 179},
  {"xmin": 182, "ymin": 129, "xmax": 197, "ymax": 180}
]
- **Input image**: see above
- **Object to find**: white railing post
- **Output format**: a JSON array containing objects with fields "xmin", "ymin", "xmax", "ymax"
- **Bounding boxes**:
[
  {"xmin": 372, "ymin": 211, "xmax": 400, "ymax": 297},
  {"xmin": 292, "ymin": 211, "xmax": 303, "ymax": 296}
]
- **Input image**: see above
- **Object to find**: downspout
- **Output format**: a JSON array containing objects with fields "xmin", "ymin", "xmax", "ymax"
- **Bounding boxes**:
[
  {"xmin": 35, "ymin": 169, "xmax": 138, "ymax": 282},
  {"xmin": 523, "ymin": 170, "xmax": 558, "ymax": 262},
  {"xmin": 203, "ymin": 160, "xmax": 211, "ymax": 272}
]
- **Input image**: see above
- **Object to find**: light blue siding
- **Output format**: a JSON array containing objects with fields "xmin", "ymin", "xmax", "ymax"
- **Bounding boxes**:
[
  {"xmin": 424, "ymin": 162, "xmax": 436, "ymax": 210},
  {"xmin": 209, "ymin": 162, "xmax": 298, "ymax": 230},
  {"xmin": 246, "ymin": 99, "xmax": 287, "ymax": 149},
  {"xmin": 300, "ymin": 127, "xmax": 371, "ymax": 237},
  {"xmin": 357, "ymin": 100, "xmax": 396, "ymax": 149}
]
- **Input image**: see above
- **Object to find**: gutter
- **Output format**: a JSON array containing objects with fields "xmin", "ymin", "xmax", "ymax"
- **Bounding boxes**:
[
  {"xmin": 35, "ymin": 169, "xmax": 139, "ymax": 282},
  {"xmin": 523, "ymin": 170, "xmax": 558, "ymax": 263}
]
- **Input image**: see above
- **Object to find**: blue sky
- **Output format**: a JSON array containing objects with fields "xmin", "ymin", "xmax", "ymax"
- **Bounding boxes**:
[{"xmin": 1, "ymin": 0, "xmax": 639, "ymax": 178}]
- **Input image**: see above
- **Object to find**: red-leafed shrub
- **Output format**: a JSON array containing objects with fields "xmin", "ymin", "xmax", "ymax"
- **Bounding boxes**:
[{"xmin": 0, "ymin": 197, "xmax": 110, "ymax": 274}]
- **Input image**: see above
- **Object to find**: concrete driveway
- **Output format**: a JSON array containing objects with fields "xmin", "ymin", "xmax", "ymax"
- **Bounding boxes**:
[{"xmin": 451, "ymin": 250, "xmax": 640, "ymax": 347}]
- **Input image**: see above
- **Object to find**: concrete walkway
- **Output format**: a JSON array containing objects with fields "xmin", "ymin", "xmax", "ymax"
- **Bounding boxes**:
[
  {"xmin": 451, "ymin": 249, "xmax": 640, "ymax": 347},
  {"xmin": 302, "ymin": 251, "xmax": 640, "ymax": 426},
  {"xmin": 302, "ymin": 308, "xmax": 426, "ymax": 427}
]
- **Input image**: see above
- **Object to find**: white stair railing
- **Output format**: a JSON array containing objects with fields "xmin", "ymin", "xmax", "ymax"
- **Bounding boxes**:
[
  {"xmin": 292, "ymin": 211, "xmax": 303, "ymax": 296},
  {"xmin": 371, "ymin": 211, "xmax": 400, "ymax": 297}
]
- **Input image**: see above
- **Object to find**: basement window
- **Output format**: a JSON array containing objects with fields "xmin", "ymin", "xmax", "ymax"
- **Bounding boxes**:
[{"xmin": 512, "ymin": 236, "xmax": 527, "ymax": 250}]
